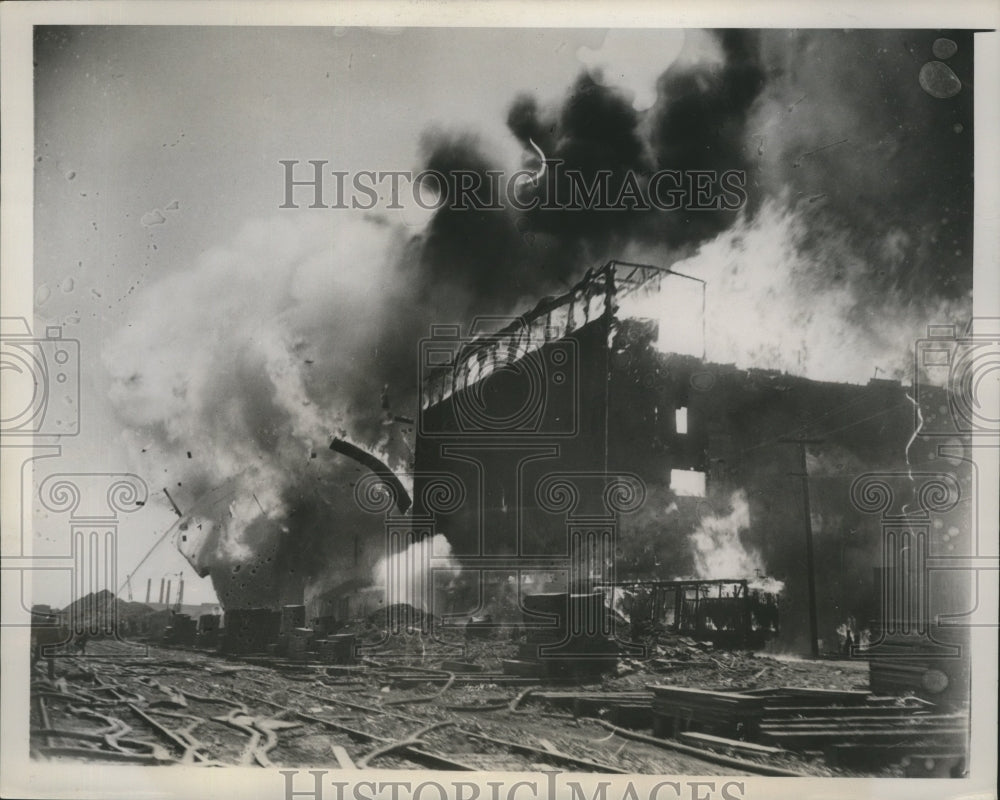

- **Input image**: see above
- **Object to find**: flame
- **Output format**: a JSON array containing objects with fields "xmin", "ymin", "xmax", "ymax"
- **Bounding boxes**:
[
  {"xmin": 688, "ymin": 490, "xmax": 784, "ymax": 593},
  {"xmin": 617, "ymin": 197, "xmax": 969, "ymax": 385}
]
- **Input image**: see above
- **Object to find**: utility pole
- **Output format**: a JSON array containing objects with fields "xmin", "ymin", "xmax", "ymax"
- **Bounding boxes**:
[{"xmin": 779, "ymin": 437, "xmax": 825, "ymax": 659}]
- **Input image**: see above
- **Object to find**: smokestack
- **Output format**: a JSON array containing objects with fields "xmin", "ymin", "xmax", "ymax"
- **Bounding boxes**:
[
  {"xmin": 177, "ymin": 577, "xmax": 185, "ymax": 609},
  {"xmin": 158, "ymin": 578, "xmax": 165, "ymax": 605},
  {"xmin": 145, "ymin": 578, "xmax": 152, "ymax": 604},
  {"xmin": 165, "ymin": 580, "xmax": 172, "ymax": 607}
]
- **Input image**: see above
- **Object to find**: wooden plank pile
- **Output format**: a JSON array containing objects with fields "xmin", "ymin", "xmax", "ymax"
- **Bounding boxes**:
[
  {"xmin": 650, "ymin": 684, "xmax": 968, "ymax": 771},
  {"xmin": 650, "ymin": 686, "xmax": 767, "ymax": 739},
  {"xmin": 758, "ymin": 711, "xmax": 967, "ymax": 749},
  {"xmin": 867, "ymin": 635, "xmax": 969, "ymax": 707},
  {"xmin": 677, "ymin": 731, "xmax": 785, "ymax": 759},
  {"xmin": 528, "ymin": 690, "xmax": 654, "ymax": 728},
  {"xmin": 825, "ymin": 742, "xmax": 967, "ymax": 773}
]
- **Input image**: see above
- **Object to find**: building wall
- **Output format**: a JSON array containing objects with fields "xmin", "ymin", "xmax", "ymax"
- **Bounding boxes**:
[
  {"xmin": 415, "ymin": 309, "xmax": 973, "ymax": 653},
  {"xmin": 608, "ymin": 318, "xmax": 971, "ymax": 650},
  {"xmin": 416, "ymin": 317, "xmax": 614, "ymax": 559}
]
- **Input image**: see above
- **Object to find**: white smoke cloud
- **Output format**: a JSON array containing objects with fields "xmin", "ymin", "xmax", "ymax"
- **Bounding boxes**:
[
  {"xmin": 578, "ymin": 29, "xmax": 725, "ymax": 111},
  {"xmin": 577, "ymin": 30, "xmax": 684, "ymax": 112},
  {"xmin": 371, "ymin": 533, "xmax": 461, "ymax": 614},
  {"xmin": 103, "ymin": 213, "xmax": 417, "ymax": 604}
]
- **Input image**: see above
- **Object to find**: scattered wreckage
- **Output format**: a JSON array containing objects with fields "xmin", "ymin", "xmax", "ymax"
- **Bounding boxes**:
[{"xmin": 30, "ymin": 588, "xmax": 968, "ymax": 778}]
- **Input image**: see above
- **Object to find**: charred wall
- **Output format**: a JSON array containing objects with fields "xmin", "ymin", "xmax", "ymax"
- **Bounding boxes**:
[
  {"xmin": 416, "ymin": 316, "xmax": 613, "ymax": 558},
  {"xmin": 414, "ymin": 299, "xmax": 972, "ymax": 653},
  {"xmin": 608, "ymin": 318, "xmax": 972, "ymax": 651}
]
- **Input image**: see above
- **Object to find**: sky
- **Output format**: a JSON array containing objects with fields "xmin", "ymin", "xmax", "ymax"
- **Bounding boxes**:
[{"xmin": 24, "ymin": 25, "xmax": 982, "ymax": 609}]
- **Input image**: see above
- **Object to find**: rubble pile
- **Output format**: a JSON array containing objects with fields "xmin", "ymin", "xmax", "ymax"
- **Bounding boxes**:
[{"xmin": 605, "ymin": 635, "xmax": 869, "ymax": 694}]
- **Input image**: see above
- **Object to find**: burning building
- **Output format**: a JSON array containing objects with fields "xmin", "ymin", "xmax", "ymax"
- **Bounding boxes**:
[
  {"xmin": 145, "ymin": 27, "xmax": 976, "ymax": 662},
  {"xmin": 413, "ymin": 261, "xmax": 972, "ymax": 654},
  {"xmin": 167, "ymin": 256, "xmax": 972, "ymax": 664}
]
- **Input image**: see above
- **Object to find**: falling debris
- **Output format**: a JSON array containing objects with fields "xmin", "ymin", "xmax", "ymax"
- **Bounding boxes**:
[
  {"xmin": 141, "ymin": 209, "xmax": 167, "ymax": 227},
  {"xmin": 792, "ymin": 138, "xmax": 849, "ymax": 168}
]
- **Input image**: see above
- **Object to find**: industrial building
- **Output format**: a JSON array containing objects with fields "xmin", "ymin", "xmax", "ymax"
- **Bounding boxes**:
[{"xmin": 413, "ymin": 261, "xmax": 971, "ymax": 656}]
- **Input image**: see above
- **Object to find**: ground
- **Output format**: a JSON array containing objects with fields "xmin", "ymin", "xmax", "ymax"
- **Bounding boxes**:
[{"xmin": 28, "ymin": 633, "xmax": 920, "ymax": 777}]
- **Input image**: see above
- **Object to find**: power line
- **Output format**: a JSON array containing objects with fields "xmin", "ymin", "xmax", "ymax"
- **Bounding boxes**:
[
  {"xmin": 741, "ymin": 398, "xmax": 909, "ymax": 457},
  {"xmin": 116, "ymin": 513, "xmax": 185, "ymax": 597},
  {"xmin": 116, "ymin": 477, "xmax": 246, "ymax": 599}
]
